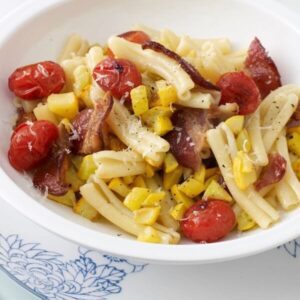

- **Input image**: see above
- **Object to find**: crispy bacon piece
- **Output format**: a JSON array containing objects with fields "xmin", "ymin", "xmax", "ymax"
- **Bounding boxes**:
[
  {"xmin": 217, "ymin": 72, "xmax": 261, "ymax": 115},
  {"xmin": 33, "ymin": 125, "xmax": 71, "ymax": 196},
  {"xmin": 245, "ymin": 37, "xmax": 281, "ymax": 99},
  {"xmin": 142, "ymin": 41, "xmax": 219, "ymax": 91},
  {"xmin": 15, "ymin": 107, "xmax": 36, "ymax": 127},
  {"xmin": 165, "ymin": 109, "xmax": 211, "ymax": 170},
  {"xmin": 255, "ymin": 153, "xmax": 287, "ymax": 191},
  {"xmin": 71, "ymin": 95, "xmax": 113, "ymax": 154}
]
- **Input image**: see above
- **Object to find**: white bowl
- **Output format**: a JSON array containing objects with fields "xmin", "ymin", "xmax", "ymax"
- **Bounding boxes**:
[{"xmin": 1, "ymin": 0, "xmax": 300, "ymax": 264}]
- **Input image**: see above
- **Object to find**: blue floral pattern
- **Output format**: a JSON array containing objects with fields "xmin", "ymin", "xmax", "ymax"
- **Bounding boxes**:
[
  {"xmin": 278, "ymin": 238, "xmax": 300, "ymax": 258},
  {"xmin": 0, "ymin": 234, "xmax": 146, "ymax": 299}
]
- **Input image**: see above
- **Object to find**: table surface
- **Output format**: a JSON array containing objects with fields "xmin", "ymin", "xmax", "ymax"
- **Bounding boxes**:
[{"xmin": 1, "ymin": 0, "xmax": 300, "ymax": 299}]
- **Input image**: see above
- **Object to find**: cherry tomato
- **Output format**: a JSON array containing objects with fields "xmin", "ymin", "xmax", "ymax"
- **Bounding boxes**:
[
  {"xmin": 107, "ymin": 31, "xmax": 151, "ymax": 57},
  {"xmin": 8, "ymin": 61, "xmax": 66, "ymax": 100},
  {"xmin": 118, "ymin": 30, "xmax": 151, "ymax": 44},
  {"xmin": 8, "ymin": 120, "xmax": 59, "ymax": 171},
  {"xmin": 180, "ymin": 199, "xmax": 236, "ymax": 243},
  {"xmin": 93, "ymin": 58, "xmax": 142, "ymax": 99},
  {"xmin": 217, "ymin": 71, "xmax": 261, "ymax": 115}
]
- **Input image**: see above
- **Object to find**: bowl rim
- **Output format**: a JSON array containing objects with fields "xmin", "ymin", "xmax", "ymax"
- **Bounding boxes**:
[{"xmin": 1, "ymin": 0, "xmax": 300, "ymax": 264}]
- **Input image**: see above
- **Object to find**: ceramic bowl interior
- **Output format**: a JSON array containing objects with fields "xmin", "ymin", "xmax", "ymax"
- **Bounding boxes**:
[{"xmin": 0, "ymin": 0, "xmax": 300, "ymax": 264}]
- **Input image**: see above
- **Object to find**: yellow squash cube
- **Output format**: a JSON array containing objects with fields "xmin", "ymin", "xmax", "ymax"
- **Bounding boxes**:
[
  {"xmin": 108, "ymin": 178, "xmax": 131, "ymax": 197},
  {"xmin": 153, "ymin": 116, "xmax": 173, "ymax": 136},
  {"xmin": 142, "ymin": 106, "xmax": 172, "ymax": 127},
  {"xmin": 123, "ymin": 176, "xmax": 135, "ymax": 185},
  {"xmin": 164, "ymin": 153, "xmax": 179, "ymax": 173},
  {"xmin": 156, "ymin": 80, "xmax": 177, "ymax": 106},
  {"xmin": 133, "ymin": 207, "xmax": 161, "ymax": 225},
  {"xmin": 233, "ymin": 151, "xmax": 257, "ymax": 190},
  {"xmin": 171, "ymin": 185, "xmax": 194, "ymax": 208},
  {"xmin": 132, "ymin": 175, "xmax": 147, "ymax": 188},
  {"xmin": 145, "ymin": 164, "xmax": 155, "ymax": 178},
  {"xmin": 73, "ymin": 197, "xmax": 99, "ymax": 220},
  {"xmin": 225, "ymin": 115, "xmax": 244, "ymax": 135},
  {"xmin": 194, "ymin": 165, "xmax": 206, "ymax": 183},
  {"xmin": 203, "ymin": 179, "xmax": 232, "ymax": 202},
  {"xmin": 178, "ymin": 177, "xmax": 205, "ymax": 198},
  {"xmin": 66, "ymin": 165, "xmax": 84, "ymax": 192},
  {"xmin": 287, "ymin": 132, "xmax": 300, "ymax": 157},
  {"xmin": 237, "ymin": 210, "xmax": 256, "ymax": 231},
  {"xmin": 123, "ymin": 187, "xmax": 151, "ymax": 211},
  {"xmin": 137, "ymin": 226, "xmax": 161, "ymax": 243},
  {"xmin": 142, "ymin": 191, "xmax": 166, "ymax": 207},
  {"xmin": 205, "ymin": 167, "xmax": 219, "ymax": 179},
  {"xmin": 170, "ymin": 203, "xmax": 187, "ymax": 221},
  {"xmin": 33, "ymin": 103, "xmax": 59, "ymax": 125},
  {"xmin": 292, "ymin": 159, "xmax": 300, "ymax": 179},
  {"xmin": 78, "ymin": 155, "xmax": 97, "ymax": 180},
  {"xmin": 287, "ymin": 126, "xmax": 300, "ymax": 135},
  {"xmin": 48, "ymin": 92, "xmax": 79, "ymax": 120},
  {"xmin": 236, "ymin": 129, "xmax": 252, "ymax": 153},
  {"xmin": 130, "ymin": 85, "xmax": 149, "ymax": 116},
  {"xmin": 163, "ymin": 166, "xmax": 183, "ymax": 190},
  {"xmin": 47, "ymin": 189, "xmax": 76, "ymax": 207}
]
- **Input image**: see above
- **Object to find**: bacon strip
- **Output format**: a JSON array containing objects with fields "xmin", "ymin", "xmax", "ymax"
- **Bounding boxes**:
[
  {"xmin": 33, "ymin": 125, "xmax": 71, "ymax": 196},
  {"xmin": 165, "ymin": 109, "xmax": 211, "ymax": 170},
  {"xmin": 245, "ymin": 37, "xmax": 281, "ymax": 99},
  {"xmin": 71, "ymin": 94, "xmax": 113, "ymax": 155},
  {"xmin": 255, "ymin": 153, "xmax": 287, "ymax": 191},
  {"xmin": 142, "ymin": 41, "xmax": 219, "ymax": 91}
]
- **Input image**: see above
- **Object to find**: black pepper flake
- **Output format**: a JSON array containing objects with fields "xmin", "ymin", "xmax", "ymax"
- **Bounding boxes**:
[{"xmin": 222, "ymin": 164, "xmax": 225, "ymax": 168}]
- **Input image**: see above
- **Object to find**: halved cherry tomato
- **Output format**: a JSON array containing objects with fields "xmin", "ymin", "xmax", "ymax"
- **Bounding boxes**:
[
  {"xmin": 180, "ymin": 199, "xmax": 236, "ymax": 243},
  {"xmin": 8, "ymin": 120, "xmax": 59, "ymax": 171},
  {"xmin": 217, "ymin": 71, "xmax": 261, "ymax": 115},
  {"xmin": 8, "ymin": 61, "xmax": 66, "ymax": 100},
  {"xmin": 108, "ymin": 31, "xmax": 151, "ymax": 57},
  {"xmin": 93, "ymin": 58, "xmax": 142, "ymax": 99}
]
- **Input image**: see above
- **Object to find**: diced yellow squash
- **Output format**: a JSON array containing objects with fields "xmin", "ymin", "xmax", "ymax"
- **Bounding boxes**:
[
  {"xmin": 33, "ymin": 103, "xmax": 59, "ymax": 125},
  {"xmin": 287, "ymin": 126, "xmax": 300, "ymax": 134},
  {"xmin": 237, "ymin": 210, "xmax": 256, "ymax": 231},
  {"xmin": 156, "ymin": 80, "xmax": 177, "ymax": 106},
  {"xmin": 194, "ymin": 165, "xmax": 206, "ymax": 183},
  {"xmin": 66, "ymin": 165, "xmax": 84, "ymax": 192},
  {"xmin": 133, "ymin": 207, "xmax": 161, "ymax": 225},
  {"xmin": 287, "ymin": 132, "xmax": 300, "ymax": 157},
  {"xmin": 236, "ymin": 129, "xmax": 252, "ymax": 153},
  {"xmin": 130, "ymin": 85, "xmax": 149, "ymax": 116},
  {"xmin": 59, "ymin": 118, "xmax": 73, "ymax": 133},
  {"xmin": 142, "ymin": 191, "xmax": 166, "ymax": 207},
  {"xmin": 123, "ymin": 187, "xmax": 151, "ymax": 211},
  {"xmin": 292, "ymin": 159, "xmax": 300, "ymax": 180},
  {"xmin": 73, "ymin": 197, "xmax": 99, "ymax": 220},
  {"xmin": 137, "ymin": 226, "xmax": 161, "ymax": 243},
  {"xmin": 163, "ymin": 166, "xmax": 183, "ymax": 190},
  {"xmin": 78, "ymin": 155, "xmax": 97, "ymax": 180},
  {"xmin": 108, "ymin": 178, "xmax": 130, "ymax": 198},
  {"xmin": 109, "ymin": 135, "xmax": 126, "ymax": 151},
  {"xmin": 73, "ymin": 65, "xmax": 90, "ymax": 95},
  {"xmin": 178, "ymin": 177, "xmax": 204, "ymax": 198},
  {"xmin": 225, "ymin": 115, "xmax": 244, "ymax": 135},
  {"xmin": 170, "ymin": 203, "xmax": 187, "ymax": 221},
  {"xmin": 145, "ymin": 164, "xmax": 155, "ymax": 178},
  {"xmin": 48, "ymin": 92, "xmax": 79, "ymax": 120},
  {"xmin": 164, "ymin": 153, "xmax": 179, "ymax": 173},
  {"xmin": 47, "ymin": 189, "xmax": 76, "ymax": 207},
  {"xmin": 233, "ymin": 151, "xmax": 257, "ymax": 190},
  {"xmin": 205, "ymin": 167, "xmax": 219, "ymax": 179},
  {"xmin": 171, "ymin": 185, "xmax": 194, "ymax": 208},
  {"xmin": 153, "ymin": 116, "xmax": 173, "ymax": 136},
  {"xmin": 71, "ymin": 155, "xmax": 83, "ymax": 170},
  {"xmin": 123, "ymin": 176, "xmax": 135, "ymax": 185},
  {"xmin": 204, "ymin": 174, "xmax": 220, "ymax": 190},
  {"xmin": 142, "ymin": 106, "xmax": 172, "ymax": 127},
  {"xmin": 203, "ymin": 179, "xmax": 232, "ymax": 202},
  {"xmin": 132, "ymin": 175, "xmax": 147, "ymax": 188}
]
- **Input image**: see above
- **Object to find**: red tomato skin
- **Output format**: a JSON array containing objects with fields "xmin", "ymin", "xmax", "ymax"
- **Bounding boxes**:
[
  {"xmin": 8, "ymin": 61, "xmax": 66, "ymax": 100},
  {"xmin": 8, "ymin": 120, "xmax": 59, "ymax": 171},
  {"xmin": 118, "ymin": 30, "xmax": 151, "ymax": 44},
  {"xmin": 93, "ymin": 58, "xmax": 142, "ymax": 99},
  {"xmin": 107, "ymin": 30, "xmax": 150, "ymax": 58},
  {"xmin": 180, "ymin": 199, "xmax": 236, "ymax": 243},
  {"xmin": 217, "ymin": 71, "xmax": 261, "ymax": 115}
]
